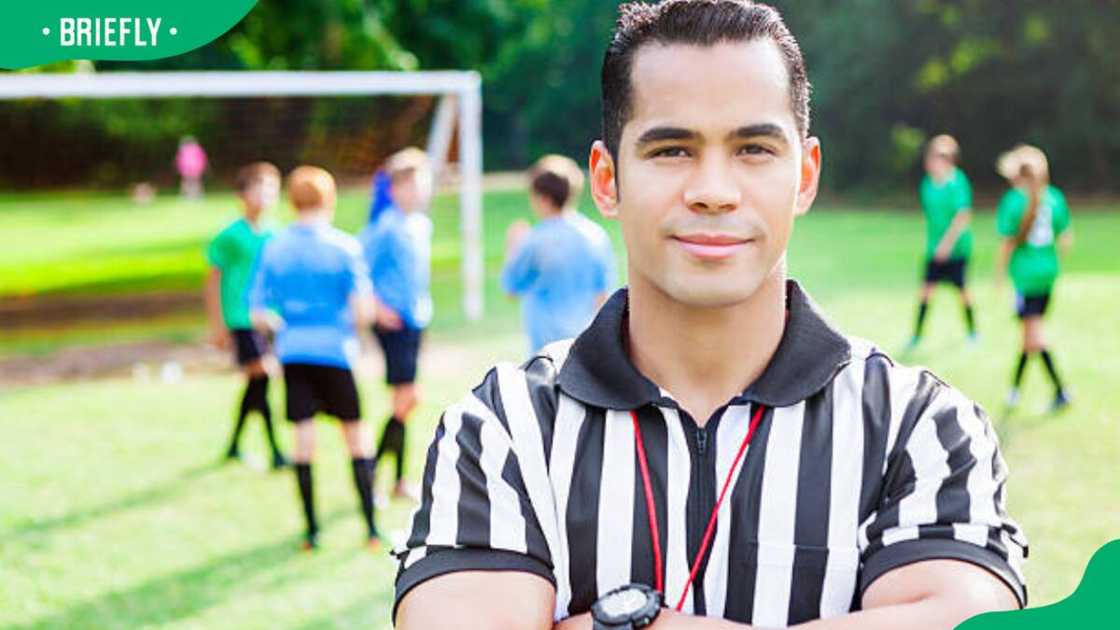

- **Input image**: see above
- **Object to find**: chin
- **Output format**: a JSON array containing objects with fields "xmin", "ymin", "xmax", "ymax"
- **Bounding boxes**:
[{"xmin": 658, "ymin": 271, "xmax": 766, "ymax": 308}]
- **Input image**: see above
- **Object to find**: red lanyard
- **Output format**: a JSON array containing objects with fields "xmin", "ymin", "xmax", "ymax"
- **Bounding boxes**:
[{"xmin": 630, "ymin": 404, "xmax": 767, "ymax": 612}]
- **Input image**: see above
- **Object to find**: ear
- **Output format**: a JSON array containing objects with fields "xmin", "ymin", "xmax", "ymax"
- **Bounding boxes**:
[
  {"xmin": 794, "ymin": 136, "xmax": 821, "ymax": 218},
  {"xmin": 589, "ymin": 140, "xmax": 620, "ymax": 220}
]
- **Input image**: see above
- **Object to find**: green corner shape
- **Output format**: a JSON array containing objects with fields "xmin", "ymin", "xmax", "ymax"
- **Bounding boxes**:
[
  {"xmin": 958, "ymin": 540, "xmax": 1120, "ymax": 629},
  {"xmin": 1, "ymin": 1, "xmax": 257, "ymax": 70}
]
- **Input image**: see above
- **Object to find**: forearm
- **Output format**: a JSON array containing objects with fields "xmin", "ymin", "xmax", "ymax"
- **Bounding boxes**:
[
  {"xmin": 795, "ymin": 595, "xmax": 1002, "ymax": 630},
  {"xmin": 936, "ymin": 211, "xmax": 970, "ymax": 253},
  {"xmin": 996, "ymin": 240, "xmax": 1014, "ymax": 276},
  {"xmin": 204, "ymin": 270, "xmax": 225, "ymax": 331}
]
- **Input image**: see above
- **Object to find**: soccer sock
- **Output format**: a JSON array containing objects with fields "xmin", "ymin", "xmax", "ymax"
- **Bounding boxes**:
[
  {"xmin": 395, "ymin": 422, "xmax": 408, "ymax": 483},
  {"xmin": 1039, "ymin": 349, "xmax": 1066, "ymax": 394},
  {"xmin": 294, "ymin": 463, "xmax": 318, "ymax": 538},
  {"xmin": 228, "ymin": 379, "xmax": 257, "ymax": 455},
  {"xmin": 913, "ymin": 300, "xmax": 929, "ymax": 339},
  {"xmin": 963, "ymin": 304, "xmax": 976, "ymax": 336},
  {"xmin": 374, "ymin": 416, "xmax": 406, "ymax": 481},
  {"xmin": 351, "ymin": 457, "xmax": 378, "ymax": 538},
  {"xmin": 1012, "ymin": 351, "xmax": 1029, "ymax": 389},
  {"xmin": 246, "ymin": 376, "xmax": 281, "ymax": 455}
]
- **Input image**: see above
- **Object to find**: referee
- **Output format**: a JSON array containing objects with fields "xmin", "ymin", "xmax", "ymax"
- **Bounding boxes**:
[{"xmin": 394, "ymin": 2, "xmax": 1027, "ymax": 629}]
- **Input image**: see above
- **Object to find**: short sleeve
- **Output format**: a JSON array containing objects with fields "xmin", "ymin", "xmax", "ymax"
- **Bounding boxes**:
[
  {"xmin": 1051, "ymin": 189, "xmax": 1071, "ymax": 235},
  {"xmin": 996, "ymin": 191, "xmax": 1024, "ymax": 238},
  {"xmin": 248, "ymin": 243, "xmax": 271, "ymax": 312},
  {"xmin": 954, "ymin": 173, "xmax": 973, "ymax": 212},
  {"xmin": 207, "ymin": 230, "xmax": 230, "ymax": 269},
  {"xmin": 345, "ymin": 243, "xmax": 373, "ymax": 298},
  {"xmin": 857, "ymin": 381, "xmax": 1028, "ymax": 607},
  {"xmin": 501, "ymin": 233, "xmax": 539, "ymax": 295},
  {"xmin": 393, "ymin": 368, "xmax": 555, "ymax": 619}
]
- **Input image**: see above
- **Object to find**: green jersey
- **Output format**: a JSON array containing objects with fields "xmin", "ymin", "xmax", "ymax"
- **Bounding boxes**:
[
  {"xmin": 920, "ymin": 167, "xmax": 973, "ymax": 260},
  {"xmin": 207, "ymin": 217, "xmax": 273, "ymax": 329},
  {"xmin": 996, "ymin": 186, "xmax": 1071, "ymax": 296}
]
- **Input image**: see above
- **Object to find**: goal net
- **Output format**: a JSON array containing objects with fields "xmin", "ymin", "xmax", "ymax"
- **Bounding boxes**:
[{"xmin": 0, "ymin": 70, "xmax": 485, "ymax": 321}]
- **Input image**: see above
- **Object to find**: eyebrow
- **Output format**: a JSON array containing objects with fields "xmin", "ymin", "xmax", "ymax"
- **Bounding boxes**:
[
  {"xmin": 635, "ymin": 123, "xmax": 790, "ymax": 148},
  {"xmin": 635, "ymin": 126, "xmax": 697, "ymax": 146},
  {"xmin": 730, "ymin": 123, "xmax": 789, "ymax": 144}
]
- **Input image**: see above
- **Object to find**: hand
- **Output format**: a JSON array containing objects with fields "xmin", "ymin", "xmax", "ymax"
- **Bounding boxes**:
[
  {"xmin": 209, "ymin": 328, "xmax": 231, "ymax": 350},
  {"xmin": 376, "ymin": 306, "xmax": 403, "ymax": 331}
]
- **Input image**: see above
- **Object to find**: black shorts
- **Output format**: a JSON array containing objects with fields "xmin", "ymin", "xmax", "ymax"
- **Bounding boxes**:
[
  {"xmin": 1016, "ymin": 293, "xmax": 1051, "ymax": 319},
  {"xmin": 373, "ymin": 326, "xmax": 423, "ymax": 385},
  {"xmin": 231, "ymin": 328, "xmax": 269, "ymax": 366},
  {"xmin": 283, "ymin": 363, "xmax": 362, "ymax": 422},
  {"xmin": 924, "ymin": 258, "xmax": 967, "ymax": 288}
]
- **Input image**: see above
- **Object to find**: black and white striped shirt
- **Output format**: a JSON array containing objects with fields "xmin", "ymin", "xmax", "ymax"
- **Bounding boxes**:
[{"xmin": 394, "ymin": 281, "xmax": 1028, "ymax": 626}]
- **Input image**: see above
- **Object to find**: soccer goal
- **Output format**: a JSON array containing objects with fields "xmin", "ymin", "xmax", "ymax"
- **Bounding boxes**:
[{"xmin": 0, "ymin": 70, "xmax": 486, "ymax": 320}]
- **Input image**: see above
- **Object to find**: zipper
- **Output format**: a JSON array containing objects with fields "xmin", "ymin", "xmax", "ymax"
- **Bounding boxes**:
[{"xmin": 681, "ymin": 408, "xmax": 723, "ymax": 614}]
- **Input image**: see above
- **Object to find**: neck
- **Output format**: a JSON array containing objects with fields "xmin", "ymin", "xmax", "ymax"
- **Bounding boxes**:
[
  {"xmin": 627, "ymin": 264, "xmax": 787, "ymax": 425},
  {"xmin": 296, "ymin": 209, "xmax": 329, "ymax": 224},
  {"xmin": 244, "ymin": 207, "xmax": 262, "ymax": 226}
]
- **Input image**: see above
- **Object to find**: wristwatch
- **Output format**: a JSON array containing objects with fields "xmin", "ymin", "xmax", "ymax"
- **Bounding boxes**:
[{"xmin": 591, "ymin": 583, "xmax": 663, "ymax": 630}]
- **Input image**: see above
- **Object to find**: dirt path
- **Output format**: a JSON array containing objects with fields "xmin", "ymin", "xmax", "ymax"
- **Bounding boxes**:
[{"xmin": 0, "ymin": 291, "xmax": 202, "ymax": 329}]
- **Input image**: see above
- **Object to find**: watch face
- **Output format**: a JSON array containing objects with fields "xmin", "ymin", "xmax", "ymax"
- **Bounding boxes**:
[{"xmin": 599, "ymin": 588, "xmax": 648, "ymax": 618}]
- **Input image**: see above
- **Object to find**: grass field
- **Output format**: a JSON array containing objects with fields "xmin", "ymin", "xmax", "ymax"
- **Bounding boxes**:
[{"xmin": 1, "ymin": 190, "xmax": 1118, "ymax": 629}]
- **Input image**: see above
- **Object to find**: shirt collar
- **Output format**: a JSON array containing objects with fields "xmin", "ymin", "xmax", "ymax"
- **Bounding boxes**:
[{"xmin": 556, "ymin": 279, "xmax": 852, "ymax": 410}]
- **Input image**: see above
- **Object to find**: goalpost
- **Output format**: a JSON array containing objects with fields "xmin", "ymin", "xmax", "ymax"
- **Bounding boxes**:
[{"xmin": 0, "ymin": 70, "xmax": 486, "ymax": 321}]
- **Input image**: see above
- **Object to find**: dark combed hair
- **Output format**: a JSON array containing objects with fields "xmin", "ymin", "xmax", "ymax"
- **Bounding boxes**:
[
  {"xmin": 235, "ymin": 161, "xmax": 281, "ymax": 192},
  {"xmin": 530, "ymin": 170, "xmax": 573, "ymax": 209},
  {"xmin": 601, "ymin": 0, "xmax": 811, "ymax": 159}
]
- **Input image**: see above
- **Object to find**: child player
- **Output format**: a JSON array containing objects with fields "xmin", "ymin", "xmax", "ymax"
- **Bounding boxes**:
[
  {"xmin": 996, "ymin": 145, "xmax": 1073, "ymax": 412},
  {"xmin": 205, "ymin": 162, "xmax": 288, "ymax": 469},
  {"xmin": 359, "ymin": 148, "xmax": 434, "ymax": 503},
  {"xmin": 501, "ymin": 154, "xmax": 617, "ymax": 354},
  {"xmin": 908, "ymin": 134, "xmax": 977, "ymax": 349},
  {"xmin": 250, "ymin": 166, "xmax": 381, "ymax": 550}
]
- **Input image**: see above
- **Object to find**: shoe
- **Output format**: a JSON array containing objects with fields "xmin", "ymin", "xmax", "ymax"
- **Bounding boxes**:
[
  {"xmin": 966, "ymin": 332, "xmax": 980, "ymax": 346},
  {"xmin": 301, "ymin": 532, "xmax": 319, "ymax": 552},
  {"xmin": 904, "ymin": 336, "xmax": 921, "ymax": 352},
  {"xmin": 1050, "ymin": 391, "xmax": 1072, "ymax": 414},
  {"xmin": 367, "ymin": 534, "xmax": 383, "ymax": 552},
  {"xmin": 224, "ymin": 447, "xmax": 240, "ymax": 462},
  {"xmin": 271, "ymin": 452, "xmax": 291, "ymax": 470},
  {"xmin": 1004, "ymin": 389, "xmax": 1020, "ymax": 409}
]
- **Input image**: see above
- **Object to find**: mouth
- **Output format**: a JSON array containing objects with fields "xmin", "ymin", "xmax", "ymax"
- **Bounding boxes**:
[{"xmin": 671, "ymin": 233, "xmax": 754, "ymax": 260}]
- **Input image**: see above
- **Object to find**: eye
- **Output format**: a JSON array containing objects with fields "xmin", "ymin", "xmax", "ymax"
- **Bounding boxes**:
[
  {"xmin": 738, "ymin": 143, "xmax": 775, "ymax": 156},
  {"xmin": 649, "ymin": 146, "xmax": 691, "ymax": 159}
]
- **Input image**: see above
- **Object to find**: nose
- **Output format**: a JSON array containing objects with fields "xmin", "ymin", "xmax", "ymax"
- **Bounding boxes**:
[{"xmin": 683, "ymin": 154, "xmax": 741, "ymax": 214}]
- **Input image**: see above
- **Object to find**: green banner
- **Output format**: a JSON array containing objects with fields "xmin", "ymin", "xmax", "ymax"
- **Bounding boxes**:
[
  {"xmin": 0, "ymin": 1, "xmax": 257, "ymax": 69},
  {"xmin": 959, "ymin": 540, "xmax": 1119, "ymax": 629}
]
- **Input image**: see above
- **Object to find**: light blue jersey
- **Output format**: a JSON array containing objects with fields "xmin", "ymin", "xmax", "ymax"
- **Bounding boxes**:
[
  {"xmin": 359, "ymin": 206, "xmax": 433, "ymax": 330},
  {"xmin": 250, "ymin": 220, "xmax": 372, "ymax": 369},
  {"xmin": 501, "ymin": 211, "xmax": 616, "ymax": 353}
]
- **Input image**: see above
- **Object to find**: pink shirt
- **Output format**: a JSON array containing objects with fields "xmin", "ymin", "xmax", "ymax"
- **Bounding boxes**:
[{"xmin": 176, "ymin": 142, "xmax": 208, "ymax": 178}]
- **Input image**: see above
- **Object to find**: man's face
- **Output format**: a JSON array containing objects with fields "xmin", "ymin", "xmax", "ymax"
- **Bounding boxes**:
[{"xmin": 590, "ymin": 40, "xmax": 820, "ymax": 308}]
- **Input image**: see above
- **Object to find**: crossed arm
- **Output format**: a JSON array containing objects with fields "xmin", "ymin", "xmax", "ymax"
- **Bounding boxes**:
[
  {"xmin": 397, "ymin": 559, "xmax": 1018, "ymax": 630},
  {"xmin": 933, "ymin": 209, "xmax": 972, "ymax": 261}
]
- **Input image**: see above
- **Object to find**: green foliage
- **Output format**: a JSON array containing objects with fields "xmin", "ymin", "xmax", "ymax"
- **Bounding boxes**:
[{"xmin": 7, "ymin": 1, "xmax": 1120, "ymax": 192}]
